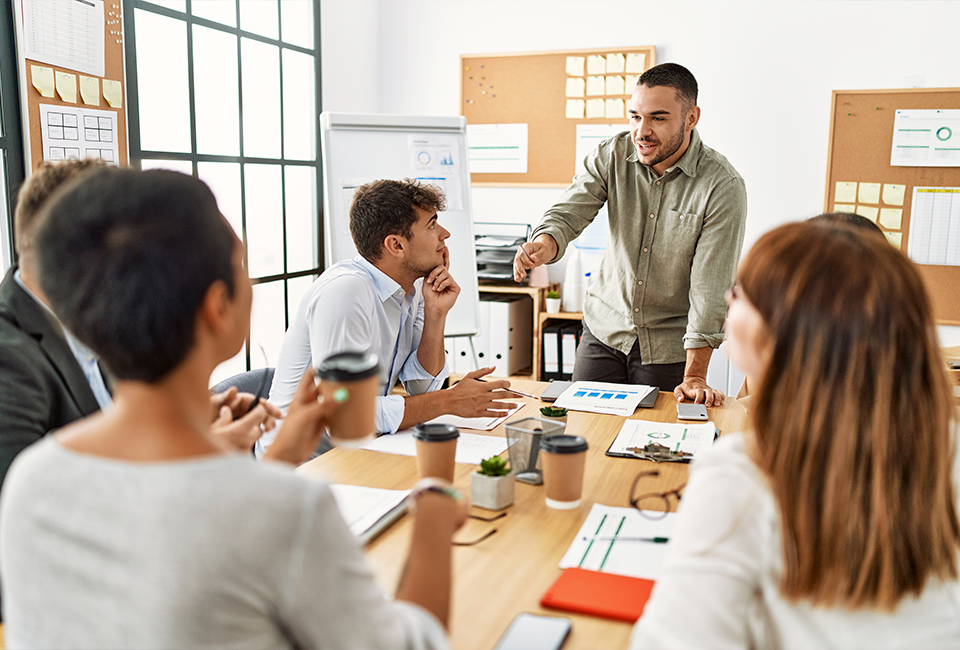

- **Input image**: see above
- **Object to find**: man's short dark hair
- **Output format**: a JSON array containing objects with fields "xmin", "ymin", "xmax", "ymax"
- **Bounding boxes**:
[
  {"xmin": 14, "ymin": 159, "xmax": 106, "ymax": 255},
  {"xmin": 637, "ymin": 62, "xmax": 698, "ymax": 111},
  {"xmin": 349, "ymin": 179, "xmax": 446, "ymax": 261},
  {"xmin": 34, "ymin": 168, "xmax": 236, "ymax": 383}
]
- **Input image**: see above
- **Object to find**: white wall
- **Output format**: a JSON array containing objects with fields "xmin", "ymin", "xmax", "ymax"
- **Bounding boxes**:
[{"xmin": 322, "ymin": 0, "xmax": 960, "ymax": 353}]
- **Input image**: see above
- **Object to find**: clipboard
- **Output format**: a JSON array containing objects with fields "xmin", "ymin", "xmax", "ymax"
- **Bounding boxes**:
[{"xmin": 604, "ymin": 421, "xmax": 720, "ymax": 463}]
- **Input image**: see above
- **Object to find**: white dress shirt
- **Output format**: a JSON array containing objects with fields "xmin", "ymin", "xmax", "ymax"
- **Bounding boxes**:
[
  {"xmin": 631, "ymin": 432, "xmax": 960, "ymax": 650},
  {"xmin": 258, "ymin": 256, "xmax": 448, "ymax": 455}
]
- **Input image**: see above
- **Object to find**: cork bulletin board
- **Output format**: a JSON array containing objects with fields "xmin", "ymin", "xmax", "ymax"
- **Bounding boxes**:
[
  {"xmin": 461, "ymin": 46, "xmax": 655, "ymax": 187},
  {"xmin": 16, "ymin": 0, "xmax": 128, "ymax": 171},
  {"xmin": 824, "ymin": 88, "xmax": 960, "ymax": 325}
]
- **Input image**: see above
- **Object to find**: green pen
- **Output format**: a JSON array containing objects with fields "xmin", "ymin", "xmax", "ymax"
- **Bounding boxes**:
[{"xmin": 581, "ymin": 535, "xmax": 669, "ymax": 543}]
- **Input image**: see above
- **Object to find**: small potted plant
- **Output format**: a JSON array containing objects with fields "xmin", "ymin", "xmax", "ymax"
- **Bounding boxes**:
[
  {"xmin": 539, "ymin": 405, "xmax": 568, "ymax": 423},
  {"xmin": 470, "ymin": 455, "xmax": 514, "ymax": 510},
  {"xmin": 545, "ymin": 290, "xmax": 561, "ymax": 314}
]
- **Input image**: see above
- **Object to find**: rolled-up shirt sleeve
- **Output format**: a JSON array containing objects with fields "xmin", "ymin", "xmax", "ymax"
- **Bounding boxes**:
[{"xmin": 683, "ymin": 177, "xmax": 747, "ymax": 350}]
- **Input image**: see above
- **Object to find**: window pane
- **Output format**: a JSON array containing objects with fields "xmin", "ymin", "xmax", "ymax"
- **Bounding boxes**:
[
  {"xmin": 0, "ymin": 153, "xmax": 10, "ymax": 273},
  {"xmin": 197, "ymin": 162, "xmax": 242, "ymax": 237},
  {"xmin": 244, "ymin": 163, "xmax": 284, "ymax": 277},
  {"xmin": 287, "ymin": 274, "xmax": 315, "ymax": 325},
  {"xmin": 140, "ymin": 159, "xmax": 193, "ymax": 174},
  {"xmin": 280, "ymin": 0, "xmax": 313, "ymax": 49},
  {"xmin": 282, "ymin": 49, "xmax": 316, "ymax": 161},
  {"xmin": 193, "ymin": 25, "xmax": 239, "ymax": 156},
  {"xmin": 192, "ymin": 0, "xmax": 236, "ymax": 27},
  {"xmin": 251, "ymin": 280, "xmax": 286, "ymax": 368},
  {"xmin": 143, "ymin": 0, "xmax": 186, "ymax": 13},
  {"xmin": 241, "ymin": 38, "xmax": 281, "ymax": 159},
  {"xmin": 134, "ymin": 10, "xmax": 191, "ymax": 153},
  {"xmin": 210, "ymin": 345, "xmax": 247, "ymax": 389},
  {"xmin": 284, "ymin": 165, "xmax": 316, "ymax": 272},
  {"xmin": 239, "ymin": 0, "xmax": 278, "ymax": 40}
]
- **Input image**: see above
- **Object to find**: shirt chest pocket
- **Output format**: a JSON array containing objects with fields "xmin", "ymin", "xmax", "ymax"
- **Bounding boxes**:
[{"xmin": 656, "ymin": 209, "xmax": 703, "ymax": 259}]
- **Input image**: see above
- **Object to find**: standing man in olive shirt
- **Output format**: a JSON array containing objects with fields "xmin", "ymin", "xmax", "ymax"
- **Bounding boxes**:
[{"xmin": 514, "ymin": 63, "xmax": 746, "ymax": 406}]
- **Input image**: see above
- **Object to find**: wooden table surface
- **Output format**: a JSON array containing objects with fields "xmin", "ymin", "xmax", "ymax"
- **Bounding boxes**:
[{"xmin": 297, "ymin": 381, "xmax": 750, "ymax": 650}]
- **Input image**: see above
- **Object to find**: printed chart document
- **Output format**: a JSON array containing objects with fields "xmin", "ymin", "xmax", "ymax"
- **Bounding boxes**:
[
  {"xmin": 554, "ymin": 381, "xmax": 655, "ymax": 417},
  {"xmin": 39, "ymin": 104, "xmax": 118, "ymax": 163},
  {"xmin": 891, "ymin": 109, "xmax": 960, "ymax": 167},
  {"xmin": 466, "ymin": 123, "xmax": 528, "ymax": 174},
  {"xmin": 428, "ymin": 402, "xmax": 524, "ymax": 431},
  {"xmin": 559, "ymin": 504, "xmax": 677, "ymax": 580},
  {"xmin": 906, "ymin": 187, "xmax": 960, "ymax": 266},
  {"xmin": 607, "ymin": 419, "xmax": 718, "ymax": 461},
  {"xmin": 408, "ymin": 134, "xmax": 464, "ymax": 211},
  {"xmin": 361, "ymin": 430, "xmax": 508, "ymax": 465},
  {"xmin": 329, "ymin": 484, "xmax": 410, "ymax": 545},
  {"xmin": 23, "ymin": 0, "xmax": 105, "ymax": 78}
]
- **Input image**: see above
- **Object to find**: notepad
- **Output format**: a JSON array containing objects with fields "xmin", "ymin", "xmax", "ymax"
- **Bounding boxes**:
[
  {"xmin": 542, "ymin": 568, "xmax": 654, "ymax": 622},
  {"xmin": 329, "ymin": 484, "xmax": 410, "ymax": 545}
]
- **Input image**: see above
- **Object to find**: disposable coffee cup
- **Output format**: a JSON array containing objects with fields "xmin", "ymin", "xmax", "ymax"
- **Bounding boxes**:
[
  {"xmin": 316, "ymin": 351, "xmax": 379, "ymax": 448},
  {"xmin": 540, "ymin": 434, "xmax": 589, "ymax": 510},
  {"xmin": 413, "ymin": 423, "xmax": 460, "ymax": 482}
]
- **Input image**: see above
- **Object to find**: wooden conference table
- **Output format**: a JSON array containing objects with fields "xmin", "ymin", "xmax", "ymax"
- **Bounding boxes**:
[{"xmin": 298, "ymin": 381, "xmax": 749, "ymax": 650}]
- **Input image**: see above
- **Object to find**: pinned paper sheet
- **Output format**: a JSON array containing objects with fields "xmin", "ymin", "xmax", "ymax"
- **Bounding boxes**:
[
  {"xmin": 102, "ymin": 79, "xmax": 122, "ymax": 108},
  {"xmin": 605, "ymin": 75, "xmax": 625, "ymax": 96},
  {"xmin": 833, "ymin": 203, "xmax": 856, "ymax": 213},
  {"xmin": 55, "ymin": 72, "xmax": 77, "ymax": 103},
  {"xmin": 858, "ymin": 182, "xmax": 881, "ymax": 204},
  {"xmin": 625, "ymin": 53, "xmax": 646, "ymax": 74},
  {"xmin": 586, "ymin": 76, "xmax": 605, "ymax": 96},
  {"xmin": 566, "ymin": 78, "xmax": 585, "ymax": 98},
  {"xmin": 878, "ymin": 208, "xmax": 903, "ymax": 230},
  {"xmin": 587, "ymin": 55, "xmax": 606, "ymax": 75},
  {"xmin": 605, "ymin": 98, "xmax": 624, "ymax": 119},
  {"xmin": 565, "ymin": 56, "xmax": 585, "ymax": 77},
  {"xmin": 835, "ymin": 181, "xmax": 858, "ymax": 203},
  {"xmin": 566, "ymin": 99, "xmax": 585, "ymax": 119},
  {"xmin": 855, "ymin": 205, "xmax": 879, "ymax": 222},
  {"xmin": 586, "ymin": 99, "xmax": 606, "ymax": 119},
  {"xmin": 31, "ymin": 65, "xmax": 55, "ymax": 98},
  {"xmin": 882, "ymin": 183, "xmax": 905, "ymax": 206},
  {"xmin": 605, "ymin": 53, "xmax": 625, "ymax": 74},
  {"xmin": 79, "ymin": 75, "xmax": 100, "ymax": 106},
  {"xmin": 884, "ymin": 232, "xmax": 902, "ymax": 249}
]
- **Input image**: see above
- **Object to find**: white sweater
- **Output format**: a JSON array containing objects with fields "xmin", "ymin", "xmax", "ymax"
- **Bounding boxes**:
[
  {"xmin": 0, "ymin": 437, "xmax": 448, "ymax": 650},
  {"xmin": 631, "ymin": 432, "xmax": 960, "ymax": 650}
]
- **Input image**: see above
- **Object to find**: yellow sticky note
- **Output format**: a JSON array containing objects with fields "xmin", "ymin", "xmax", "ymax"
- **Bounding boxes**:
[
  {"xmin": 882, "ymin": 183, "xmax": 905, "ymax": 206},
  {"xmin": 884, "ymin": 232, "xmax": 902, "ymax": 249},
  {"xmin": 565, "ymin": 78, "xmax": 585, "ymax": 98},
  {"xmin": 31, "ymin": 65, "xmax": 55, "ymax": 98},
  {"xmin": 878, "ymin": 208, "xmax": 903, "ymax": 230},
  {"xmin": 605, "ymin": 98, "xmax": 624, "ymax": 119},
  {"xmin": 55, "ymin": 72, "xmax": 77, "ymax": 103},
  {"xmin": 565, "ymin": 99, "xmax": 585, "ymax": 119},
  {"xmin": 79, "ymin": 76, "xmax": 100, "ymax": 106},
  {"xmin": 605, "ymin": 53, "xmax": 625, "ymax": 74},
  {"xmin": 625, "ymin": 53, "xmax": 646, "ymax": 74},
  {"xmin": 605, "ymin": 75, "xmax": 625, "ymax": 96},
  {"xmin": 833, "ymin": 204, "xmax": 856, "ymax": 213},
  {"xmin": 565, "ymin": 56, "xmax": 585, "ymax": 77},
  {"xmin": 586, "ymin": 55, "xmax": 606, "ymax": 75},
  {"xmin": 835, "ymin": 181, "xmax": 857, "ymax": 203},
  {"xmin": 858, "ymin": 182, "xmax": 881, "ymax": 204},
  {"xmin": 855, "ymin": 205, "xmax": 879, "ymax": 222},
  {"xmin": 103, "ymin": 79, "xmax": 123, "ymax": 108},
  {"xmin": 586, "ymin": 98, "xmax": 605, "ymax": 119},
  {"xmin": 586, "ymin": 76, "xmax": 605, "ymax": 96}
]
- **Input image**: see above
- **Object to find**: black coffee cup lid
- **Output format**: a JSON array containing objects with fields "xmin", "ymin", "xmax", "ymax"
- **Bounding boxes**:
[
  {"xmin": 316, "ymin": 351, "xmax": 379, "ymax": 381},
  {"xmin": 540, "ymin": 434, "xmax": 588, "ymax": 454},
  {"xmin": 413, "ymin": 423, "xmax": 460, "ymax": 442}
]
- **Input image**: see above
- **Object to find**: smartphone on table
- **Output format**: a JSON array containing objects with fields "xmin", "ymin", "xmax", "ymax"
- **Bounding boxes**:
[
  {"xmin": 495, "ymin": 613, "xmax": 572, "ymax": 650},
  {"xmin": 676, "ymin": 403, "xmax": 708, "ymax": 420}
]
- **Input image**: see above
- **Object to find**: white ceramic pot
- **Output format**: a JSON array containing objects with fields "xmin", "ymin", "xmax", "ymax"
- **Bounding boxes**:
[
  {"xmin": 470, "ymin": 471, "xmax": 515, "ymax": 511},
  {"xmin": 545, "ymin": 297, "xmax": 561, "ymax": 314}
]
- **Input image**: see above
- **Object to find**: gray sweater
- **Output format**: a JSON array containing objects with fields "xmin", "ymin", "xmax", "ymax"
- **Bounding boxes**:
[{"xmin": 0, "ymin": 437, "xmax": 447, "ymax": 650}]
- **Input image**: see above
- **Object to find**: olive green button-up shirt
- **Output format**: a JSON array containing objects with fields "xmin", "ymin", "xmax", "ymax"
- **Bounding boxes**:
[{"xmin": 531, "ymin": 129, "xmax": 747, "ymax": 365}]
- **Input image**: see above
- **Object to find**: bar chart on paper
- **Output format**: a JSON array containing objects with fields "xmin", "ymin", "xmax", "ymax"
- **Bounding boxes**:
[{"xmin": 907, "ymin": 187, "xmax": 960, "ymax": 266}]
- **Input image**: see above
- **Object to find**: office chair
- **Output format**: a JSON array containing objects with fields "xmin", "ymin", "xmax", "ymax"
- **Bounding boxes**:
[{"xmin": 211, "ymin": 367, "xmax": 275, "ymax": 398}]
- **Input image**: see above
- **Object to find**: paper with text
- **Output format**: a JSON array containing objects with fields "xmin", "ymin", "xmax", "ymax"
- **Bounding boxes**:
[
  {"xmin": 609, "ymin": 419, "xmax": 717, "ymax": 459},
  {"xmin": 554, "ymin": 381, "xmax": 655, "ymax": 417},
  {"xmin": 466, "ymin": 123, "xmax": 528, "ymax": 174},
  {"xmin": 361, "ymin": 430, "xmax": 509, "ymax": 465},
  {"xmin": 39, "ymin": 104, "xmax": 118, "ymax": 164},
  {"xmin": 329, "ymin": 484, "xmax": 409, "ymax": 538},
  {"xmin": 907, "ymin": 187, "xmax": 960, "ymax": 265},
  {"xmin": 23, "ymin": 0, "xmax": 105, "ymax": 78},
  {"xmin": 891, "ymin": 109, "xmax": 960, "ymax": 167}
]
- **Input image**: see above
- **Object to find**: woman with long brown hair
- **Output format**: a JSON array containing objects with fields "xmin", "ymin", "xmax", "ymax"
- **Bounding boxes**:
[{"xmin": 632, "ymin": 221, "xmax": 960, "ymax": 648}]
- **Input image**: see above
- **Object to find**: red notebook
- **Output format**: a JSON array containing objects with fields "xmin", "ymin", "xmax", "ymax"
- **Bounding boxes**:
[{"xmin": 540, "ymin": 567, "xmax": 655, "ymax": 623}]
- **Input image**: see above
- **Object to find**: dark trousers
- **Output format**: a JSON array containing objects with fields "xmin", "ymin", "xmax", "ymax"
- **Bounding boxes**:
[{"xmin": 572, "ymin": 321, "xmax": 685, "ymax": 393}]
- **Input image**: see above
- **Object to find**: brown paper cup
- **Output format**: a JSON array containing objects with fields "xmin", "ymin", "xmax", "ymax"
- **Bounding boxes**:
[
  {"xmin": 414, "ymin": 437, "xmax": 458, "ymax": 482},
  {"xmin": 319, "ymin": 373, "xmax": 379, "ymax": 446},
  {"xmin": 541, "ymin": 434, "xmax": 588, "ymax": 510}
]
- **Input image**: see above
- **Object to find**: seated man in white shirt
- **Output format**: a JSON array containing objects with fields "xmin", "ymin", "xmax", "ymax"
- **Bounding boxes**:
[{"xmin": 260, "ymin": 179, "xmax": 515, "ymax": 455}]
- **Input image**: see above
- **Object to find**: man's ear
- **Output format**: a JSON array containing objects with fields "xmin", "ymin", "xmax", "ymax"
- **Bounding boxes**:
[
  {"xmin": 199, "ymin": 279, "xmax": 231, "ymax": 337},
  {"xmin": 686, "ymin": 105, "xmax": 701, "ymax": 132},
  {"xmin": 382, "ymin": 233, "xmax": 406, "ymax": 260}
]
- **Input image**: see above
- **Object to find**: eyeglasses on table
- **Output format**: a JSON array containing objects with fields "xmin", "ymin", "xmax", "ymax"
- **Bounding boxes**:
[{"xmin": 628, "ymin": 470, "xmax": 685, "ymax": 520}]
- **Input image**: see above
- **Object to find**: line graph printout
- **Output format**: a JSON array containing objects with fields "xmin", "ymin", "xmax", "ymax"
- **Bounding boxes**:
[
  {"xmin": 891, "ymin": 109, "xmax": 960, "ymax": 167},
  {"xmin": 907, "ymin": 187, "xmax": 960, "ymax": 266}
]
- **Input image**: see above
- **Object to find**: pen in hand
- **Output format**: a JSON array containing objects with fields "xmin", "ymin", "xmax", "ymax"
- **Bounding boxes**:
[
  {"xmin": 473, "ymin": 377, "xmax": 537, "ymax": 399},
  {"xmin": 239, "ymin": 371, "xmax": 270, "ymax": 419}
]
